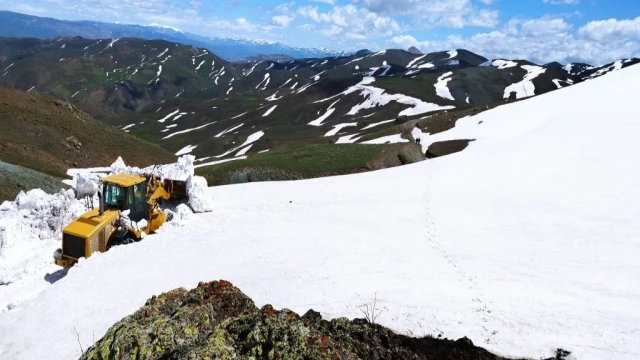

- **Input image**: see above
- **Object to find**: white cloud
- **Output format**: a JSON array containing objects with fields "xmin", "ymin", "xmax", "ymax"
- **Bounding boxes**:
[
  {"xmin": 297, "ymin": 4, "xmax": 401, "ymax": 39},
  {"xmin": 350, "ymin": 0, "xmax": 498, "ymax": 29},
  {"xmin": 271, "ymin": 15, "xmax": 294, "ymax": 27},
  {"xmin": 577, "ymin": 16, "xmax": 640, "ymax": 43},
  {"xmin": 543, "ymin": 0, "xmax": 580, "ymax": 4},
  {"xmin": 387, "ymin": 16, "xmax": 640, "ymax": 65},
  {"xmin": 310, "ymin": 0, "xmax": 336, "ymax": 5}
]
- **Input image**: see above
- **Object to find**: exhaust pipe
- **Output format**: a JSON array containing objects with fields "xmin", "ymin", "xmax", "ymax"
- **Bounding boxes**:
[{"xmin": 98, "ymin": 188, "xmax": 105, "ymax": 216}]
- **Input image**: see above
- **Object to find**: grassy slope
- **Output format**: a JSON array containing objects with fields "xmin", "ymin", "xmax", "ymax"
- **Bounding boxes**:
[
  {"xmin": 196, "ymin": 143, "xmax": 424, "ymax": 186},
  {"xmin": 0, "ymin": 162, "xmax": 70, "ymax": 202},
  {"xmin": 0, "ymin": 87, "xmax": 175, "ymax": 192}
]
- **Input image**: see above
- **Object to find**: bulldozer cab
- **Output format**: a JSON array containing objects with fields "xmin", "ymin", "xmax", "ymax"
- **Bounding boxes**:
[{"xmin": 102, "ymin": 174, "xmax": 148, "ymax": 222}]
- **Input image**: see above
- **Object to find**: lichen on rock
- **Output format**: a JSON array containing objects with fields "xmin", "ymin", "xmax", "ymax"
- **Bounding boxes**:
[{"xmin": 81, "ymin": 280, "xmax": 527, "ymax": 360}]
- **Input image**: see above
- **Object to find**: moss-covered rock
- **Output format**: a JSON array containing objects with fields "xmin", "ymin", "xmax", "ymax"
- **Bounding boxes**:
[{"xmin": 81, "ymin": 280, "xmax": 552, "ymax": 360}]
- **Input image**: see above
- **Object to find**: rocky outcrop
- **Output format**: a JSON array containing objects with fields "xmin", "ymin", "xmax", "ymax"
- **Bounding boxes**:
[{"xmin": 81, "ymin": 280, "xmax": 522, "ymax": 360}]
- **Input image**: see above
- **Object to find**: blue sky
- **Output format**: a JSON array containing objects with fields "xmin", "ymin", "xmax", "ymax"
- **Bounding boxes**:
[{"xmin": 1, "ymin": 0, "xmax": 639, "ymax": 64}]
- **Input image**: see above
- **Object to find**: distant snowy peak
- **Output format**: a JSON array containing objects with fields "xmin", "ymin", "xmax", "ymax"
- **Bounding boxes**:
[{"xmin": 146, "ymin": 23, "xmax": 184, "ymax": 33}]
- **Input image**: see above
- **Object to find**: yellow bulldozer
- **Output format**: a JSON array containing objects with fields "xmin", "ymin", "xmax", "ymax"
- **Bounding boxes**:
[{"xmin": 53, "ymin": 172, "xmax": 187, "ymax": 268}]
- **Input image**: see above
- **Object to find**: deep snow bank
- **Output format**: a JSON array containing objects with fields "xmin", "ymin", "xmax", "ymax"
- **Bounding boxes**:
[
  {"xmin": 109, "ymin": 155, "xmax": 213, "ymax": 213},
  {"xmin": 0, "ymin": 189, "xmax": 89, "ymax": 312},
  {"xmin": 0, "ymin": 156, "xmax": 212, "ymax": 313}
]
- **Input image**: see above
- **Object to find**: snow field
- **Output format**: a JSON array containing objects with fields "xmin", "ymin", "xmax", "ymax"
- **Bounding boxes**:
[{"xmin": 1, "ymin": 64, "xmax": 634, "ymax": 360}]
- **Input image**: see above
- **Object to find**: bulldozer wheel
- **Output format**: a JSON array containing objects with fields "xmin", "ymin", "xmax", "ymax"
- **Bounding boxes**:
[{"xmin": 107, "ymin": 236, "xmax": 136, "ymax": 249}]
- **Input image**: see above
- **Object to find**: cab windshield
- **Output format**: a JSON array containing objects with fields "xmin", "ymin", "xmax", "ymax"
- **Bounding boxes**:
[{"xmin": 103, "ymin": 183, "xmax": 125, "ymax": 209}]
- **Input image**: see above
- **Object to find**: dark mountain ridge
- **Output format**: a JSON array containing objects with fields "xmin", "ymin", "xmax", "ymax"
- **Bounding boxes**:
[{"xmin": 0, "ymin": 35, "xmax": 637, "ymax": 169}]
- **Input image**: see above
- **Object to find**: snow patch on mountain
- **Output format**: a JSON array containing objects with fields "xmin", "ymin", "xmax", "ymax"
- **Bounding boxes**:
[
  {"xmin": 335, "ymin": 133, "xmax": 363, "ymax": 144},
  {"xmin": 361, "ymin": 119, "xmax": 394, "ymax": 130},
  {"xmin": 503, "ymin": 65, "xmax": 546, "ymax": 99},
  {"xmin": 491, "ymin": 59, "xmax": 518, "ymax": 69},
  {"xmin": 157, "ymin": 109, "xmax": 180, "ymax": 123},
  {"xmin": 215, "ymin": 123, "xmax": 244, "ymax": 138},
  {"xmin": 175, "ymin": 145, "xmax": 198, "ymax": 156},
  {"xmin": 324, "ymin": 123, "xmax": 358, "ymax": 137},
  {"xmin": 262, "ymin": 105, "xmax": 277, "ymax": 117},
  {"xmin": 308, "ymin": 99, "xmax": 340, "ymax": 126},
  {"xmin": 147, "ymin": 23, "xmax": 184, "ymax": 33},
  {"xmin": 265, "ymin": 91, "xmax": 283, "ymax": 101},
  {"xmin": 435, "ymin": 72, "xmax": 454, "ymax": 101},
  {"xmin": 360, "ymin": 134, "xmax": 409, "ymax": 144},
  {"xmin": 162, "ymin": 121, "xmax": 217, "ymax": 140}
]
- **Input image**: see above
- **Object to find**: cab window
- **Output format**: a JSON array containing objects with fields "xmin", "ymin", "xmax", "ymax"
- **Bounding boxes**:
[{"xmin": 103, "ymin": 184, "xmax": 125, "ymax": 209}]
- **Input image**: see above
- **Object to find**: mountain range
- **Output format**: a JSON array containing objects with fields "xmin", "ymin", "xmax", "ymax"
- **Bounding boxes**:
[
  {"xmin": 1, "ymin": 34, "xmax": 637, "ymax": 166},
  {"xmin": 0, "ymin": 11, "xmax": 351, "ymax": 61}
]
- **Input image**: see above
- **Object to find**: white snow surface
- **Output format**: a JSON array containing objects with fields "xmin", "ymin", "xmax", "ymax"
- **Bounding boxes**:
[
  {"xmin": 360, "ymin": 134, "xmax": 409, "ymax": 144},
  {"xmin": 75, "ymin": 173, "xmax": 101, "ymax": 198},
  {"xmin": 262, "ymin": 105, "xmax": 277, "ymax": 117},
  {"xmin": 202, "ymin": 131, "xmax": 265, "ymax": 159},
  {"xmin": 157, "ymin": 109, "xmax": 180, "ymax": 123},
  {"xmin": 2, "ymin": 65, "xmax": 640, "ymax": 360},
  {"xmin": 323, "ymin": 122, "xmax": 358, "ymax": 137},
  {"xmin": 193, "ymin": 156, "xmax": 247, "ymax": 169},
  {"xmin": 446, "ymin": 50, "xmax": 458, "ymax": 59},
  {"xmin": 335, "ymin": 133, "xmax": 363, "ymax": 144},
  {"xmin": 162, "ymin": 121, "xmax": 216, "ymax": 140},
  {"xmin": 503, "ymin": 65, "xmax": 546, "ymax": 99},
  {"xmin": 110, "ymin": 155, "xmax": 194, "ymax": 182},
  {"xmin": 265, "ymin": 91, "xmax": 282, "ymax": 101},
  {"xmin": 406, "ymin": 54, "xmax": 426, "ymax": 68},
  {"xmin": 342, "ymin": 77, "xmax": 454, "ymax": 116},
  {"xmin": 235, "ymin": 145, "xmax": 253, "ymax": 157},
  {"xmin": 435, "ymin": 72, "xmax": 455, "ymax": 100},
  {"xmin": 0, "ymin": 189, "xmax": 90, "ymax": 313},
  {"xmin": 186, "ymin": 176, "xmax": 213, "ymax": 213},
  {"xmin": 175, "ymin": 145, "xmax": 198, "ymax": 156},
  {"xmin": 215, "ymin": 123, "xmax": 244, "ymax": 137},
  {"xmin": 491, "ymin": 59, "xmax": 518, "ymax": 69},
  {"xmin": 308, "ymin": 99, "xmax": 340, "ymax": 126},
  {"xmin": 361, "ymin": 119, "xmax": 395, "ymax": 130}
]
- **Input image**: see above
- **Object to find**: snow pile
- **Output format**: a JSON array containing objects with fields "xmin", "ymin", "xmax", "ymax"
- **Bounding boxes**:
[
  {"xmin": 187, "ymin": 176, "xmax": 213, "ymax": 213},
  {"xmin": 0, "ymin": 189, "xmax": 89, "ymax": 312},
  {"xmin": 110, "ymin": 156, "xmax": 214, "ymax": 213},
  {"xmin": 75, "ymin": 173, "xmax": 101, "ymax": 198},
  {"xmin": 110, "ymin": 155, "xmax": 195, "ymax": 182}
]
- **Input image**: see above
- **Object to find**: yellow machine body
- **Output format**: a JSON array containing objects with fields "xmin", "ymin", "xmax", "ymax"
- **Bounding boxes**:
[{"xmin": 54, "ymin": 173, "xmax": 182, "ymax": 268}]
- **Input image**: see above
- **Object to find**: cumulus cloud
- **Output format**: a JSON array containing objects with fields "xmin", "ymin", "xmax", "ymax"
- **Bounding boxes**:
[
  {"xmin": 350, "ymin": 0, "xmax": 499, "ymax": 29},
  {"xmin": 388, "ymin": 16, "xmax": 640, "ymax": 65},
  {"xmin": 543, "ymin": 0, "xmax": 580, "ymax": 4},
  {"xmin": 577, "ymin": 16, "xmax": 640, "ymax": 43},
  {"xmin": 297, "ymin": 4, "xmax": 401, "ymax": 38},
  {"xmin": 271, "ymin": 15, "xmax": 294, "ymax": 27},
  {"xmin": 310, "ymin": 0, "xmax": 336, "ymax": 4}
]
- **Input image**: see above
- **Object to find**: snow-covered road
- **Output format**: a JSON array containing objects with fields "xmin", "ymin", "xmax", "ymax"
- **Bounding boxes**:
[{"xmin": 1, "ymin": 64, "xmax": 639, "ymax": 360}]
